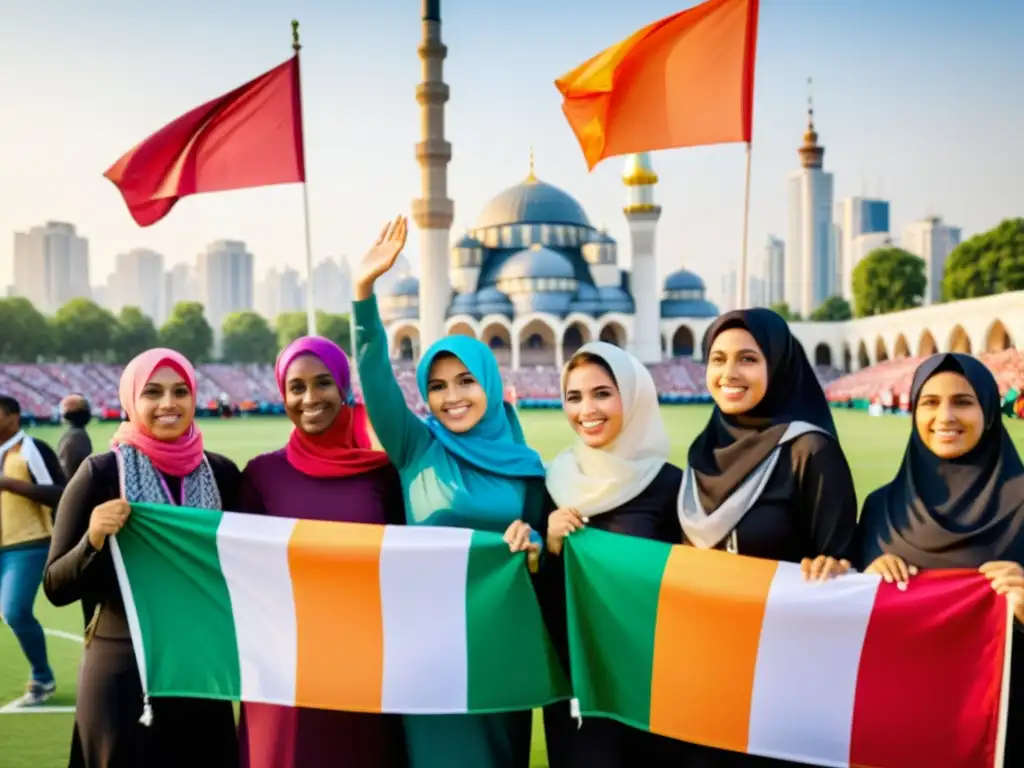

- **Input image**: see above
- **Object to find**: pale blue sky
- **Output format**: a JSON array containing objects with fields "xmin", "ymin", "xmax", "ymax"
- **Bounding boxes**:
[{"xmin": 0, "ymin": 0, "xmax": 1020, "ymax": 303}]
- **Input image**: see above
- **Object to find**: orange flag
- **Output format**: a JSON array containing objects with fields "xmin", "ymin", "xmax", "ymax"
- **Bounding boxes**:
[{"xmin": 555, "ymin": 0, "xmax": 759, "ymax": 170}]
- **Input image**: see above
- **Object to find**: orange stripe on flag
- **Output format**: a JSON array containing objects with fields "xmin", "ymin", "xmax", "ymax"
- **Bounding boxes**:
[
  {"xmin": 289, "ymin": 520, "xmax": 385, "ymax": 712},
  {"xmin": 649, "ymin": 547, "xmax": 777, "ymax": 751}
]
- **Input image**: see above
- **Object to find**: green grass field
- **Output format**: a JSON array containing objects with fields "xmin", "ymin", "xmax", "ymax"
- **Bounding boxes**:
[{"xmin": 3, "ymin": 407, "xmax": 1023, "ymax": 767}]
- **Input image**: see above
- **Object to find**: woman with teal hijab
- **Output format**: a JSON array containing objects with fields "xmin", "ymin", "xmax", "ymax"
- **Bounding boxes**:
[{"xmin": 352, "ymin": 215, "xmax": 548, "ymax": 768}]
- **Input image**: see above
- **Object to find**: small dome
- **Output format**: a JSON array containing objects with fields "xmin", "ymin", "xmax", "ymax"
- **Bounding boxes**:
[
  {"xmin": 447, "ymin": 292, "xmax": 477, "ymax": 317},
  {"xmin": 388, "ymin": 275, "xmax": 419, "ymax": 296},
  {"xmin": 498, "ymin": 245, "xmax": 575, "ymax": 281},
  {"xmin": 453, "ymin": 233, "xmax": 483, "ymax": 249},
  {"xmin": 570, "ymin": 282, "xmax": 601, "ymax": 314},
  {"xmin": 664, "ymin": 269, "xmax": 706, "ymax": 292},
  {"xmin": 475, "ymin": 179, "xmax": 591, "ymax": 229},
  {"xmin": 596, "ymin": 285, "xmax": 635, "ymax": 313},
  {"xmin": 661, "ymin": 298, "xmax": 720, "ymax": 319},
  {"xmin": 475, "ymin": 286, "xmax": 514, "ymax": 317}
]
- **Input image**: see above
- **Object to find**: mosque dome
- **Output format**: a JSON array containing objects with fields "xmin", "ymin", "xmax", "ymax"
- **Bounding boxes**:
[
  {"xmin": 497, "ymin": 244, "xmax": 576, "ymax": 281},
  {"xmin": 474, "ymin": 286, "xmax": 514, "ymax": 317},
  {"xmin": 453, "ymin": 232, "xmax": 483, "ymax": 249},
  {"xmin": 663, "ymin": 269, "xmax": 706, "ymax": 292},
  {"xmin": 388, "ymin": 275, "xmax": 419, "ymax": 296},
  {"xmin": 475, "ymin": 178, "xmax": 591, "ymax": 230}
]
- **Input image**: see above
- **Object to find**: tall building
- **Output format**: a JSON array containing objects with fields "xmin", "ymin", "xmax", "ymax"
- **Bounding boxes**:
[
  {"xmin": 622, "ymin": 152, "xmax": 661, "ymax": 363},
  {"xmin": 196, "ymin": 240, "xmax": 254, "ymax": 339},
  {"xmin": 165, "ymin": 263, "xmax": 197, "ymax": 316},
  {"xmin": 311, "ymin": 256, "xmax": 359, "ymax": 313},
  {"xmin": 412, "ymin": 0, "xmax": 454, "ymax": 349},
  {"xmin": 12, "ymin": 221, "xmax": 91, "ymax": 313},
  {"xmin": 785, "ymin": 85, "xmax": 835, "ymax": 317},
  {"xmin": 835, "ymin": 197, "xmax": 890, "ymax": 299},
  {"xmin": 764, "ymin": 236, "xmax": 785, "ymax": 306},
  {"xmin": 257, "ymin": 266, "xmax": 304, "ymax": 320},
  {"xmin": 721, "ymin": 270, "xmax": 737, "ymax": 312},
  {"xmin": 110, "ymin": 248, "xmax": 166, "ymax": 322},
  {"xmin": 902, "ymin": 216, "xmax": 961, "ymax": 304}
]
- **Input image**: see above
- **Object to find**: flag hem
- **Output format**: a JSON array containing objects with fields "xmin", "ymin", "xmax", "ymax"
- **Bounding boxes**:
[
  {"xmin": 992, "ymin": 601, "xmax": 1013, "ymax": 768},
  {"xmin": 109, "ymin": 534, "xmax": 150, "ymax": 698}
]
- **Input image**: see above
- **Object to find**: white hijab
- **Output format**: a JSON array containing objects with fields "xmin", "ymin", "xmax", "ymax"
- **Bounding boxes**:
[{"xmin": 545, "ymin": 342, "xmax": 670, "ymax": 516}]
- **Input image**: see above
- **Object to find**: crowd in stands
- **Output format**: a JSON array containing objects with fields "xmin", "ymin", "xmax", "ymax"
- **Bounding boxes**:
[{"xmin": 1, "ymin": 351, "xmax": 1021, "ymax": 420}]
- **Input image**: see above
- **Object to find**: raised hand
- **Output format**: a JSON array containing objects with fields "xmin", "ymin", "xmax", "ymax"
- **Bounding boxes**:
[{"xmin": 354, "ymin": 215, "xmax": 409, "ymax": 300}]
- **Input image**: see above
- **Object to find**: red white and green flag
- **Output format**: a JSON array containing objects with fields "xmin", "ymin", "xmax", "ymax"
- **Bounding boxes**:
[{"xmin": 564, "ymin": 529, "xmax": 1012, "ymax": 768}]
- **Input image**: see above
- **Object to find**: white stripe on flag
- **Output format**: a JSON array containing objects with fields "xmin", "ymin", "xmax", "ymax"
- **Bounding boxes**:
[
  {"xmin": 746, "ymin": 563, "xmax": 880, "ymax": 766},
  {"xmin": 217, "ymin": 512, "xmax": 299, "ymax": 705},
  {"xmin": 379, "ymin": 525, "xmax": 474, "ymax": 713}
]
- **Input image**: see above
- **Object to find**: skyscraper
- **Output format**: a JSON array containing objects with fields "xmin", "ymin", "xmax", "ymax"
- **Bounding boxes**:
[
  {"xmin": 835, "ymin": 197, "xmax": 890, "ymax": 299},
  {"xmin": 902, "ymin": 216, "xmax": 961, "ymax": 304},
  {"xmin": 764, "ymin": 236, "xmax": 785, "ymax": 306},
  {"xmin": 12, "ymin": 221, "xmax": 91, "ymax": 313}
]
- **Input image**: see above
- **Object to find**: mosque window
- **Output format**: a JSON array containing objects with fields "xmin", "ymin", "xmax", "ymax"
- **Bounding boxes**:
[
  {"xmin": 502, "ymin": 226, "xmax": 514, "ymax": 247},
  {"xmin": 485, "ymin": 228, "xmax": 499, "ymax": 248},
  {"xmin": 665, "ymin": 289, "xmax": 703, "ymax": 301},
  {"xmin": 540, "ymin": 224, "xmax": 550, "ymax": 244}
]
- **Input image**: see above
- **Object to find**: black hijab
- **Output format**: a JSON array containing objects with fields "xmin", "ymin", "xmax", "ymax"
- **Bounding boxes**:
[
  {"xmin": 688, "ymin": 308, "xmax": 837, "ymax": 512},
  {"xmin": 859, "ymin": 353, "xmax": 1024, "ymax": 569}
]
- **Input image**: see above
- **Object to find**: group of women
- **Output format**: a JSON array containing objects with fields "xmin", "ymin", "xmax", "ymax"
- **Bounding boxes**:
[{"xmin": 40, "ymin": 214, "xmax": 1024, "ymax": 768}]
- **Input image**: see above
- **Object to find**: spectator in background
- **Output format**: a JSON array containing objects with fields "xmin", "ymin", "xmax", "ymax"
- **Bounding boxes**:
[
  {"xmin": 0, "ymin": 394, "xmax": 67, "ymax": 707},
  {"xmin": 58, "ymin": 393, "xmax": 95, "ymax": 631}
]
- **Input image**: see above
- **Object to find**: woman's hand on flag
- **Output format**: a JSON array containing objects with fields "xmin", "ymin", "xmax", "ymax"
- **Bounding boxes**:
[
  {"xmin": 504, "ymin": 520, "xmax": 541, "ymax": 573},
  {"xmin": 546, "ymin": 508, "xmax": 585, "ymax": 556},
  {"xmin": 354, "ymin": 215, "xmax": 408, "ymax": 300},
  {"xmin": 865, "ymin": 554, "xmax": 917, "ymax": 589},
  {"xmin": 800, "ymin": 554, "xmax": 852, "ymax": 582},
  {"xmin": 979, "ymin": 561, "xmax": 1024, "ymax": 623},
  {"xmin": 88, "ymin": 499, "xmax": 131, "ymax": 551}
]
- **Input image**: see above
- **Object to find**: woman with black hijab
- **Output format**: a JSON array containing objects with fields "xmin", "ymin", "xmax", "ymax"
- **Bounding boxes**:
[{"xmin": 856, "ymin": 352, "xmax": 1024, "ymax": 762}]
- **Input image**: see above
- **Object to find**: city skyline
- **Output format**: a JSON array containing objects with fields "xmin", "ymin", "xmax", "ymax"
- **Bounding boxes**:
[{"xmin": 1, "ymin": 0, "xmax": 1020, "ymax": 301}]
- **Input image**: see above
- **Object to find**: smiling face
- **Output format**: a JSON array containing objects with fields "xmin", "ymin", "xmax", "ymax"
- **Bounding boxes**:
[
  {"xmin": 426, "ymin": 353, "xmax": 487, "ymax": 433},
  {"xmin": 563, "ymin": 357, "xmax": 624, "ymax": 449},
  {"xmin": 914, "ymin": 371, "xmax": 985, "ymax": 459},
  {"xmin": 284, "ymin": 354, "xmax": 343, "ymax": 435},
  {"xmin": 136, "ymin": 366, "xmax": 194, "ymax": 441},
  {"xmin": 705, "ymin": 328, "xmax": 769, "ymax": 416}
]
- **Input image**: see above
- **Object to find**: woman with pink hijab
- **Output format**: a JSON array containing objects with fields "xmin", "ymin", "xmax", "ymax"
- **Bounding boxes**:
[{"xmin": 45, "ymin": 348, "xmax": 241, "ymax": 768}]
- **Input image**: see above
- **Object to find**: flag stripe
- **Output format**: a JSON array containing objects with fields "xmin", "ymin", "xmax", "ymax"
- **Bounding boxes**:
[
  {"xmin": 849, "ymin": 571, "xmax": 1007, "ymax": 768},
  {"xmin": 380, "ymin": 525, "xmax": 472, "ymax": 713},
  {"xmin": 746, "ymin": 564, "xmax": 879, "ymax": 765},
  {"xmin": 648, "ymin": 547, "xmax": 777, "ymax": 751},
  {"xmin": 289, "ymin": 520, "xmax": 384, "ymax": 712},
  {"xmin": 216, "ymin": 512, "xmax": 298, "ymax": 705}
]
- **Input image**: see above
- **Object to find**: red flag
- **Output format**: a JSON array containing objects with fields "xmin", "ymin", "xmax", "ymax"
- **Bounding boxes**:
[
  {"xmin": 555, "ymin": 0, "xmax": 759, "ymax": 170},
  {"xmin": 104, "ymin": 56, "xmax": 305, "ymax": 227}
]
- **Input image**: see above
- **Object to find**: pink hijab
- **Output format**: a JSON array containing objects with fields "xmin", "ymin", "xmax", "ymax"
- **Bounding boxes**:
[{"xmin": 111, "ymin": 348, "xmax": 205, "ymax": 477}]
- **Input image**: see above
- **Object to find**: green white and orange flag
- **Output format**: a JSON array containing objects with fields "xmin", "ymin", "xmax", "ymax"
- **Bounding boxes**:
[
  {"xmin": 110, "ymin": 504, "xmax": 570, "ymax": 715},
  {"xmin": 564, "ymin": 529, "xmax": 1012, "ymax": 768}
]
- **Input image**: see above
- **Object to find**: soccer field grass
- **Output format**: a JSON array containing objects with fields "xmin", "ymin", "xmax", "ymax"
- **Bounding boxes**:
[{"xmin": 3, "ymin": 407, "xmax": 1023, "ymax": 767}]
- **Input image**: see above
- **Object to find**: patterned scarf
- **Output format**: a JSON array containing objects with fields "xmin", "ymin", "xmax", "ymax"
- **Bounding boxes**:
[{"xmin": 116, "ymin": 444, "xmax": 221, "ymax": 510}]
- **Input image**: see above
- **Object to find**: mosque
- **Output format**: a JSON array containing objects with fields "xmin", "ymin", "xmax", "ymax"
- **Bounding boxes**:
[{"xmin": 380, "ymin": 2, "xmax": 718, "ymax": 370}]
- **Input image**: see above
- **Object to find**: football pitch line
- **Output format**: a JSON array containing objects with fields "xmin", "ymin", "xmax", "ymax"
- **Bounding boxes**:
[{"xmin": 0, "ymin": 627, "xmax": 82, "ymax": 714}]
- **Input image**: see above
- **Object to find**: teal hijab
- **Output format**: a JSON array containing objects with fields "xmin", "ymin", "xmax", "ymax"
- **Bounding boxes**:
[{"xmin": 416, "ymin": 335, "xmax": 545, "ymax": 478}]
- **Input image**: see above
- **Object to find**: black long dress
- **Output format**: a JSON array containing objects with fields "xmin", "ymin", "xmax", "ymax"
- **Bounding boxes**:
[
  {"xmin": 44, "ymin": 451, "xmax": 241, "ymax": 768},
  {"xmin": 538, "ymin": 462, "xmax": 685, "ymax": 768}
]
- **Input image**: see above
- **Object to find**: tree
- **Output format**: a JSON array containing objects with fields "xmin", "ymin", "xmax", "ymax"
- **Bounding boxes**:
[
  {"xmin": 275, "ymin": 311, "xmax": 352, "ymax": 354},
  {"xmin": 809, "ymin": 295, "xmax": 852, "ymax": 322},
  {"xmin": 941, "ymin": 218, "xmax": 1024, "ymax": 301},
  {"xmin": 52, "ymin": 298, "xmax": 118, "ymax": 361},
  {"xmin": 113, "ymin": 307, "xmax": 159, "ymax": 362},
  {"xmin": 851, "ymin": 247, "xmax": 926, "ymax": 317},
  {"xmin": 160, "ymin": 302, "xmax": 213, "ymax": 362},
  {"xmin": 222, "ymin": 311, "xmax": 276, "ymax": 363},
  {"xmin": 768, "ymin": 302, "xmax": 802, "ymax": 322},
  {"xmin": 0, "ymin": 297, "xmax": 53, "ymax": 361}
]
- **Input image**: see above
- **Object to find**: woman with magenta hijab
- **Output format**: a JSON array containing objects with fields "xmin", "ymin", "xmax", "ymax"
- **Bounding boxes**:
[
  {"xmin": 237, "ymin": 336, "xmax": 407, "ymax": 768},
  {"xmin": 352, "ymin": 216, "xmax": 549, "ymax": 768},
  {"xmin": 44, "ymin": 349, "xmax": 241, "ymax": 768}
]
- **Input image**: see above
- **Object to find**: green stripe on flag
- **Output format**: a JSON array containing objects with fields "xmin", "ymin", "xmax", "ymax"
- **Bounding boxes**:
[
  {"xmin": 564, "ymin": 528, "xmax": 672, "ymax": 729},
  {"xmin": 117, "ymin": 503, "xmax": 241, "ymax": 699},
  {"xmin": 465, "ymin": 530, "xmax": 571, "ymax": 711}
]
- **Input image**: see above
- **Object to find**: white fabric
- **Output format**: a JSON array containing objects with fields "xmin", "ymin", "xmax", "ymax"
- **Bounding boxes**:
[
  {"xmin": 545, "ymin": 342, "xmax": 670, "ymax": 517},
  {"xmin": 0, "ymin": 430, "xmax": 53, "ymax": 485}
]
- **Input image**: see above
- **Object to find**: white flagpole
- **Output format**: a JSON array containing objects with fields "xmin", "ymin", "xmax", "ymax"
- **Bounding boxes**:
[
  {"xmin": 292, "ymin": 20, "xmax": 317, "ymax": 337},
  {"xmin": 737, "ymin": 141, "xmax": 752, "ymax": 309}
]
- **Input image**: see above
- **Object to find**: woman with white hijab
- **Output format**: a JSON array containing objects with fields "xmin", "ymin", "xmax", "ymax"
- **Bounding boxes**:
[{"xmin": 540, "ymin": 342, "xmax": 681, "ymax": 768}]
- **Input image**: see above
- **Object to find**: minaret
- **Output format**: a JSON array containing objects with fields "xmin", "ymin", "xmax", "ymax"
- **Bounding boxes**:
[
  {"xmin": 623, "ymin": 152, "xmax": 662, "ymax": 364},
  {"xmin": 412, "ymin": 0, "xmax": 454, "ymax": 350}
]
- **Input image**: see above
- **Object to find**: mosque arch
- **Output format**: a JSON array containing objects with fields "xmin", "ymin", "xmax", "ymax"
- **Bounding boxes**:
[
  {"xmin": 671, "ymin": 326, "xmax": 696, "ymax": 358},
  {"xmin": 948, "ymin": 324, "xmax": 971, "ymax": 354},
  {"xmin": 874, "ymin": 336, "xmax": 889, "ymax": 363},
  {"xmin": 480, "ymin": 321, "xmax": 512, "ymax": 366},
  {"xmin": 561, "ymin": 321, "xmax": 591, "ymax": 359},
  {"xmin": 391, "ymin": 325, "xmax": 420, "ymax": 362},
  {"xmin": 813, "ymin": 343, "xmax": 832, "ymax": 368},
  {"xmin": 448, "ymin": 321, "xmax": 475, "ymax": 338},
  {"xmin": 598, "ymin": 321, "xmax": 627, "ymax": 347},
  {"xmin": 917, "ymin": 330, "xmax": 937, "ymax": 357},
  {"xmin": 518, "ymin": 318, "xmax": 558, "ymax": 367},
  {"xmin": 984, "ymin": 319, "xmax": 1014, "ymax": 352},
  {"xmin": 893, "ymin": 334, "xmax": 910, "ymax": 359},
  {"xmin": 842, "ymin": 343, "xmax": 852, "ymax": 373},
  {"xmin": 857, "ymin": 340, "xmax": 870, "ymax": 370}
]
